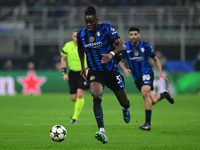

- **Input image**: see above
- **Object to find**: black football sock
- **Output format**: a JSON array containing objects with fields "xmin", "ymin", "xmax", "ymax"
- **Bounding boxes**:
[
  {"xmin": 145, "ymin": 110, "xmax": 152, "ymax": 125},
  {"xmin": 93, "ymin": 98, "xmax": 104, "ymax": 129}
]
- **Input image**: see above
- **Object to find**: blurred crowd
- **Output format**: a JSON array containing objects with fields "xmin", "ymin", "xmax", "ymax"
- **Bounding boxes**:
[
  {"xmin": 1, "ymin": 0, "xmax": 199, "ymax": 24},
  {"xmin": 1, "ymin": 0, "xmax": 199, "ymax": 26},
  {"xmin": 1, "ymin": 0, "xmax": 200, "ymax": 72},
  {"xmin": 0, "ymin": 46, "xmax": 60, "ymax": 71},
  {"xmin": 0, "ymin": 0, "xmax": 199, "ymax": 7}
]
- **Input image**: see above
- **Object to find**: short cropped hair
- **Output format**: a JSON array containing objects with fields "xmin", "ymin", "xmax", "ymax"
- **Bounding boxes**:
[
  {"xmin": 129, "ymin": 26, "xmax": 140, "ymax": 33},
  {"xmin": 84, "ymin": 4, "xmax": 97, "ymax": 17}
]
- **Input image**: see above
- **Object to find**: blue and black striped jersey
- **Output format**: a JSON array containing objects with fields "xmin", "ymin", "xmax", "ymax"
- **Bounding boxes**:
[
  {"xmin": 77, "ymin": 23, "xmax": 120, "ymax": 71},
  {"xmin": 123, "ymin": 40, "xmax": 156, "ymax": 81}
]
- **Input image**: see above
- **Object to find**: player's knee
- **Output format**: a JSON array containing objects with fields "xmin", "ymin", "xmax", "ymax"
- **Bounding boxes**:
[
  {"xmin": 76, "ymin": 93, "xmax": 84, "ymax": 99},
  {"xmin": 91, "ymin": 91, "xmax": 103, "ymax": 99},
  {"xmin": 141, "ymin": 91, "xmax": 149, "ymax": 99},
  {"xmin": 77, "ymin": 89, "xmax": 84, "ymax": 98}
]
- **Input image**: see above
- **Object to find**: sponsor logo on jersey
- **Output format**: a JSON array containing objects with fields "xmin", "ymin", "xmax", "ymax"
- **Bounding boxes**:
[
  {"xmin": 84, "ymin": 41, "xmax": 103, "ymax": 48},
  {"xmin": 130, "ymin": 56, "xmax": 144, "ymax": 61}
]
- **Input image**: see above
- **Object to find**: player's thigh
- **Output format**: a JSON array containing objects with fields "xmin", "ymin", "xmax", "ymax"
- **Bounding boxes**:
[
  {"xmin": 89, "ymin": 82, "xmax": 104, "ymax": 98},
  {"xmin": 141, "ymin": 85, "xmax": 151, "ymax": 97}
]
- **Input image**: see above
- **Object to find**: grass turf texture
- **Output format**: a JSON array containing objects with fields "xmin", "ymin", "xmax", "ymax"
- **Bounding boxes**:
[{"xmin": 0, "ymin": 93, "xmax": 200, "ymax": 150}]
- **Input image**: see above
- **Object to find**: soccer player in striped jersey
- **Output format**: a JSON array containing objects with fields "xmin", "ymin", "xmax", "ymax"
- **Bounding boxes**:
[
  {"xmin": 119, "ymin": 26, "xmax": 174, "ymax": 131},
  {"xmin": 77, "ymin": 5, "xmax": 131, "ymax": 144},
  {"xmin": 60, "ymin": 29, "xmax": 88, "ymax": 124}
]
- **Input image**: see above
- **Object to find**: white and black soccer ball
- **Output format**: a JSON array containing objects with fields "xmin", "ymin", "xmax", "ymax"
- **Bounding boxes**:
[{"xmin": 50, "ymin": 125, "xmax": 67, "ymax": 142}]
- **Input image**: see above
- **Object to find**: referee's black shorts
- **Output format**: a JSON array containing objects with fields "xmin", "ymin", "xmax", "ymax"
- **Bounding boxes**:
[{"xmin": 68, "ymin": 70, "xmax": 88, "ymax": 94}]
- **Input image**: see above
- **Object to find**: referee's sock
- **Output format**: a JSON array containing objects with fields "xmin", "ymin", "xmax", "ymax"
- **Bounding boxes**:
[{"xmin": 72, "ymin": 97, "xmax": 85, "ymax": 121}]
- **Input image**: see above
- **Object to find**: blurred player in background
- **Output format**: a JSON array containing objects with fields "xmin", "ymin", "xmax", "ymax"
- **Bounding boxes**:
[
  {"xmin": 119, "ymin": 26, "xmax": 174, "ymax": 131},
  {"xmin": 77, "ymin": 4, "xmax": 131, "ymax": 144},
  {"xmin": 60, "ymin": 29, "xmax": 88, "ymax": 124}
]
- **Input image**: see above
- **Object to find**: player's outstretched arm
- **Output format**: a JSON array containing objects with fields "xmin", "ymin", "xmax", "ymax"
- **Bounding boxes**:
[
  {"xmin": 153, "ymin": 56, "xmax": 169, "ymax": 82},
  {"xmin": 119, "ymin": 59, "xmax": 131, "ymax": 78}
]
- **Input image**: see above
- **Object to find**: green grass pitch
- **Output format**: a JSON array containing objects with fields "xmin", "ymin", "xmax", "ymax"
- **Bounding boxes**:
[{"xmin": 0, "ymin": 93, "xmax": 200, "ymax": 150}]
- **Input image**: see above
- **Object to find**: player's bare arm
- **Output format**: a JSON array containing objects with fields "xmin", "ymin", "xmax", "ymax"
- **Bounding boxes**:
[
  {"xmin": 153, "ymin": 56, "xmax": 169, "ymax": 82},
  {"xmin": 78, "ymin": 43, "xmax": 87, "ymax": 81},
  {"xmin": 119, "ymin": 59, "xmax": 131, "ymax": 78},
  {"xmin": 101, "ymin": 38, "xmax": 126, "ymax": 63},
  {"xmin": 113, "ymin": 38, "xmax": 127, "ymax": 54}
]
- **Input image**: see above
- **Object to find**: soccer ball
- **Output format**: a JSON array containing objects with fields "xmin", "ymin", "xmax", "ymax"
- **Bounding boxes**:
[{"xmin": 50, "ymin": 125, "xmax": 67, "ymax": 142}]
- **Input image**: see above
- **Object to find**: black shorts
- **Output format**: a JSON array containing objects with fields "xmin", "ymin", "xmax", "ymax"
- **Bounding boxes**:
[
  {"xmin": 135, "ymin": 72, "xmax": 154, "ymax": 92},
  {"xmin": 87, "ymin": 70, "xmax": 125, "ymax": 91},
  {"xmin": 68, "ymin": 70, "xmax": 88, "ymax": 94}
]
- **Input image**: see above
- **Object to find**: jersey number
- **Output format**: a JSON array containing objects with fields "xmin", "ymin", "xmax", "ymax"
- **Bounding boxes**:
[
  {"xmin": 142, "ymin": 74, "xmax": 150, "ymax": 81},
  {"xmin": 116, "ymin": 75, "xmax": 124, "ymax": 88}
]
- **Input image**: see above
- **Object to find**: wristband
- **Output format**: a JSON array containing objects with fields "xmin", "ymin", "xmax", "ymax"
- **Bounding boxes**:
[
  {"xmin": 110, "ymin": 51, "xmax": 115, "ymax": 56},
  {"xmin": 62, "ymin": 68, "xmax": 67, "ymax": 75}
]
